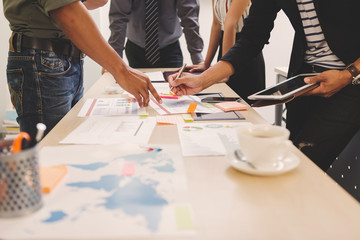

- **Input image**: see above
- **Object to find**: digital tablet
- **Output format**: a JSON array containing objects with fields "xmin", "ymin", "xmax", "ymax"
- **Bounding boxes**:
[{"xmin": 248, "ymin": 73, "xmax": 320, "ymax": 100}]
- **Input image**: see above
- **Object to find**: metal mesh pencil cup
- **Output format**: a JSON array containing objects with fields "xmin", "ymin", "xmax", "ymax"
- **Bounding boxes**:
[{"xmin": 0, "ymin": 145, "xmax": 42, "ymax": 218}]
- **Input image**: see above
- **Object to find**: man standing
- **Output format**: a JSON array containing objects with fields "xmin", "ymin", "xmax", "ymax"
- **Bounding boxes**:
[
  {"xmin": 168, "ymin": 0, "xmax": 360, "ymax": 171},
  {"xmin": 108, "ymin": 0, "xmax": 204, "ymax": 68},
  {"xmin": 3, "ymin": 0, "xmax": 161, "ymax": 139}
]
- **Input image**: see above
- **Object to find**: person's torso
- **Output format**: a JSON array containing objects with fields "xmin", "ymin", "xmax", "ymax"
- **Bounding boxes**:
[
  {"xmin": 278, "ymin": 0, "xmax": 360, "ymax": 65},
  {"xmin": 3, "ymin": 0, "xmax": 78, "ymax": 39},
  {"xmin": 213, "ymin": 0, "xmax": 250, "ymax": 32},
  {"xmin": 126, "ymin": 0, "xmax": 182, "ymax": 49}
]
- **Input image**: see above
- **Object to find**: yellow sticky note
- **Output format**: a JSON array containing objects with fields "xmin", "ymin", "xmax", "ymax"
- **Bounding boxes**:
[
  {"xmin": 138, "ymin": 107, "xmax": 149, "ymax": 118},
  {"xmin": 175, "ymin": 205, "xmax": 195, "ymax": 230},
  {"xmin": 187, "ymin": 102, "xmax": 198, "ymax": 113},
  {"xmin": 182, "ymin": 114, "xmax": 193, "ymax": 122},
  {"xmin": 40, "ymin": 165, "xmax": 67, "ymax": 194}
]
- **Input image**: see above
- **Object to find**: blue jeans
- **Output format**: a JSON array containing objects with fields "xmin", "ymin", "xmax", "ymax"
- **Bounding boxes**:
[
  {"xmin": 125, "ymin": 40, "xmax": 183, "ymax": 68},
  {"xmin": 7, "ymin": 48, "xmax": 84, "ymax": 140}
]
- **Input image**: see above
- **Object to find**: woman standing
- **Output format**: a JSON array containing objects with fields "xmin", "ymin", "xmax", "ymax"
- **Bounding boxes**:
[{"xmin": 188, "ymin": 0, "xmax": 265, "ymax": 103}]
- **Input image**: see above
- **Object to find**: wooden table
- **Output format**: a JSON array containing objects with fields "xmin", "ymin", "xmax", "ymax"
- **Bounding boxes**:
[{"xmin": 38, "ymin": 70, "xmax": 360, "ymax": 240}]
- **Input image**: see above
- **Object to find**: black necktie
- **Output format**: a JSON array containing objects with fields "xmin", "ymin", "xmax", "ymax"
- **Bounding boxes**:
[{"xmin": 145, "ymin": 0, "xmax": 160, "ymax": 65}]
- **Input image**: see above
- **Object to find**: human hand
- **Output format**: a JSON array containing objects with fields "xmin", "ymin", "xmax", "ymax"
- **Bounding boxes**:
[
  {"xmin": 115, "ymin": 67, "xmax": 162, "ymax": 107},
  {"xmin": 185, "ymin": 62, "xmax": 208, "ymax": 73},
  {"xmin": 168, "ymin": 72, "xmax": 203, "ymax": 95},
  {"xmin": 303, "ymin": 70, "xmax": 353, "ymax": 97}
]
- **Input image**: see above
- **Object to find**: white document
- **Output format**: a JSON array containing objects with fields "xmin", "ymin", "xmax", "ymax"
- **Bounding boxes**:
[
  {"xmin": 78, "ymin": 98, "xmax": 141, "ymax": 117},
  {"xmin": 60, "ymin": 116, "xmax": 156, "ymax": 145},
  {"xmin": 145, "ymin": 71, "xmax": 165, "ymax": 82},
  {"xmin": 0, "ymin": 144, "xmax": 193, "ymax": 238},
  {"xmin": 152, "ymin": 82, "xmax": 172, "ymax": 93},
  {"xmin": 150, "ymin": 95, "xmax": 222, "ymax": 115},
  {"xmin": 177, "ymin": 121, "xmax": 251, "ymax": 156}
]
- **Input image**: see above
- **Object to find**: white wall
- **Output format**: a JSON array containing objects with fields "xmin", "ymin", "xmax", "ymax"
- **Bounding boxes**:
[
  {"xmin": 0, "ymin": 2, "xmax": 12, "ymax": 127},
  {"xmin": 0, "ymin": 0, "xmax": 294, "ymax": 125},
  {"xmin": 83, "ymin": 8, "xmax": 103, "ymax": 92}
]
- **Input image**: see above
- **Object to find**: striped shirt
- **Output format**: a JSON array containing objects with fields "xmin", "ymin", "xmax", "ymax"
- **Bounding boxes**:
[
  {"xmin": 214, "ymin": 0, "xmax": 250, "ymax": 32},
  {"xmin": 296, "ymin": 0, "xmax": 345, "ymax": 69}
]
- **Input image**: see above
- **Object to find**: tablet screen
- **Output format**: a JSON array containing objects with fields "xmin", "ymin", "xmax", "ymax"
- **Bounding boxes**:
[{"xmin": 248, "ymin": 73, "xmax": 318, "ymax": 100}]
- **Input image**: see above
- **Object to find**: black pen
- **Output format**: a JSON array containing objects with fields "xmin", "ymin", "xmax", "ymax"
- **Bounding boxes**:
[{"xmin": 170, "ymin": 63, "xmax": 187, "ymax": 94}]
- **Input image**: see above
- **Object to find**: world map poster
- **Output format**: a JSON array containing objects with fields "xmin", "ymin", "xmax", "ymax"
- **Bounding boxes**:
[{"xmin": 0, "ymin": 144, "xmax": 194, "ymax": 239}]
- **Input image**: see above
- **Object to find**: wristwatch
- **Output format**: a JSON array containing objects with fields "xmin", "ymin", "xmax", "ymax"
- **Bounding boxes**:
[{"xmin": 345, "ymin": 63, "xmax": 360, "ymax": 85}]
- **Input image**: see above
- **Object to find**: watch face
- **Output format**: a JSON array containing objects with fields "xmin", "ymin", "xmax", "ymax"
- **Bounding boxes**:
[{"xmin": 352, "ymin": 78, "xmax": 360, "ymax": 85}]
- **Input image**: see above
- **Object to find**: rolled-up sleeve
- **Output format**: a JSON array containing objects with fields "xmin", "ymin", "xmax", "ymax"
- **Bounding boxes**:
[
  {"xmin": 177, "ymin": 0, "xmax": 204, "ymax": 64},
  {"xmin": 108, "ymin": 0, "xmax": 132, "ymax": 57},
  {"xmin": 221, "ymin": 0, "xmax": 279, "ymax": 72},
  {"xmin": 39, "ymin": 0, "xmax": 79, "ymax": 15}
]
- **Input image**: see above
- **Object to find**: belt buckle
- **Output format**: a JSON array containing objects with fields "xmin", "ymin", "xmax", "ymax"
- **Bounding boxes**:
[{"xmin": 311, "ymin": 65, "xmax": 317, "ymax": 73}]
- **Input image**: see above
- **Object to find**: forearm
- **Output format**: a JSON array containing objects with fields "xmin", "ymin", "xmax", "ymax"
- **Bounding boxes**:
[
  {"xmin": 204, "ymin": 22, "xmax": 222, "ymax": 68},
  {"xmin": 222, "ymin": 0, "xmax": 250, "ymax": 55},
  {"xmin": 50, "ymin": 1, "xmax": 127, "ymax": 78},
  {"xmin": 83, "ymin": 0, "xmax": 108, "ymax": 10},
  {"xmin": 200, "ymin": 60, "xmax": 235, "ymax": 89}
]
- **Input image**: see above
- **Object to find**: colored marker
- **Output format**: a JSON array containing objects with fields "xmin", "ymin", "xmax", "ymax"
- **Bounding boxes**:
[{"xmin": 11, "ymin": 132, "xmax": 31, "ymax": 153}]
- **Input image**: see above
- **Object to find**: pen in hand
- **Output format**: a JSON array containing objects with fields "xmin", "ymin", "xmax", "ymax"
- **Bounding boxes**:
[{"xmin": 170, "ymin": 63, "xmax": 187, "ymax": 94}]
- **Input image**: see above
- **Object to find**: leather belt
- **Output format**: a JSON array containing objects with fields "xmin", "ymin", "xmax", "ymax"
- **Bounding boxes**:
[
  {"xmin": 303, "ymin": 63, "xmax": 343, "ymax": 73},
  {"xmin": 9, "ymin": 32, "xmax": 84, "ymax": 58}
]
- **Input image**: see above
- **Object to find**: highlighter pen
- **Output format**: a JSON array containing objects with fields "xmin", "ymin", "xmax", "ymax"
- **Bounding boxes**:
[{"xmin": 170, "ymin": 63, "xmax": 187, "ymax": 94}]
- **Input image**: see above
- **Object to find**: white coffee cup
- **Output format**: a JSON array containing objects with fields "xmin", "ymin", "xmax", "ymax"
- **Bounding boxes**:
[{"xmin": 237, "ymin": 124, "xmax": 292, "ymax": 169}]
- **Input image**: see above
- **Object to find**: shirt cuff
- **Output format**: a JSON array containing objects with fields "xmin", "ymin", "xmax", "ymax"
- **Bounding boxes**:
[{"xmin": 191, "ymin": 53, "xmax": 204, "ymax": 65}]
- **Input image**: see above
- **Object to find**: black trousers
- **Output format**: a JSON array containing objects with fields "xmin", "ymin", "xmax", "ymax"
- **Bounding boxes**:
[
  {"xmin": 125, "ymin": 40, "xmax": 183, "ymax": 68},
  {"xmin": 286, "ymin": 64, "xmax": 360, "ymax": 171}
]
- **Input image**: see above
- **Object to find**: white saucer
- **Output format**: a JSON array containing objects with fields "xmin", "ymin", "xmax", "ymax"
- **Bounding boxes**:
[{"xmin": 226, "ymin": 151, "xmax": 300, "ymax": 176}]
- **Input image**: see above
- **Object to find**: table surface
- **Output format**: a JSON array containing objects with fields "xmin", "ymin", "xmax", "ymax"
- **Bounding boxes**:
[
  {"xmin": 275, "ymin": 66, "xmax": 288, "ymax": 77},
  {"xmin": 39, "ymin": 69, "xmax": 360, "ymax": 240}
]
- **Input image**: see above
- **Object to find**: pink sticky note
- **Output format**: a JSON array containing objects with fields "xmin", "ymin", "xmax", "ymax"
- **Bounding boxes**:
[
  {"xmin": 121, "ymin": 162, "xmax": 136, "ymax": 176},
  {"xmin": 215, "ymin": 102, "xmax": 248, "ymax": 112}
]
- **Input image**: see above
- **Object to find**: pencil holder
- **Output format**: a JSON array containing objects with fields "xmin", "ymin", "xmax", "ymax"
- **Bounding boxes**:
[{"xmin": 0, "ymin": 144, "xmax": 42, "ymax": 218}]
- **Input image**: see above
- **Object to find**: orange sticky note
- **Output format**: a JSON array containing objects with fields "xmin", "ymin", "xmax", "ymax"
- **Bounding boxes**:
[
  {"xmin": 187, "ymin": 102, "xmax": 198, "ymax": 113},
  {"xmin": 40, "ymin": 165, "xmax": 67, "ymax": 194},
  {"xmin": 215, "ymin": 102, "xmax": 248, "ymax": 112}
]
